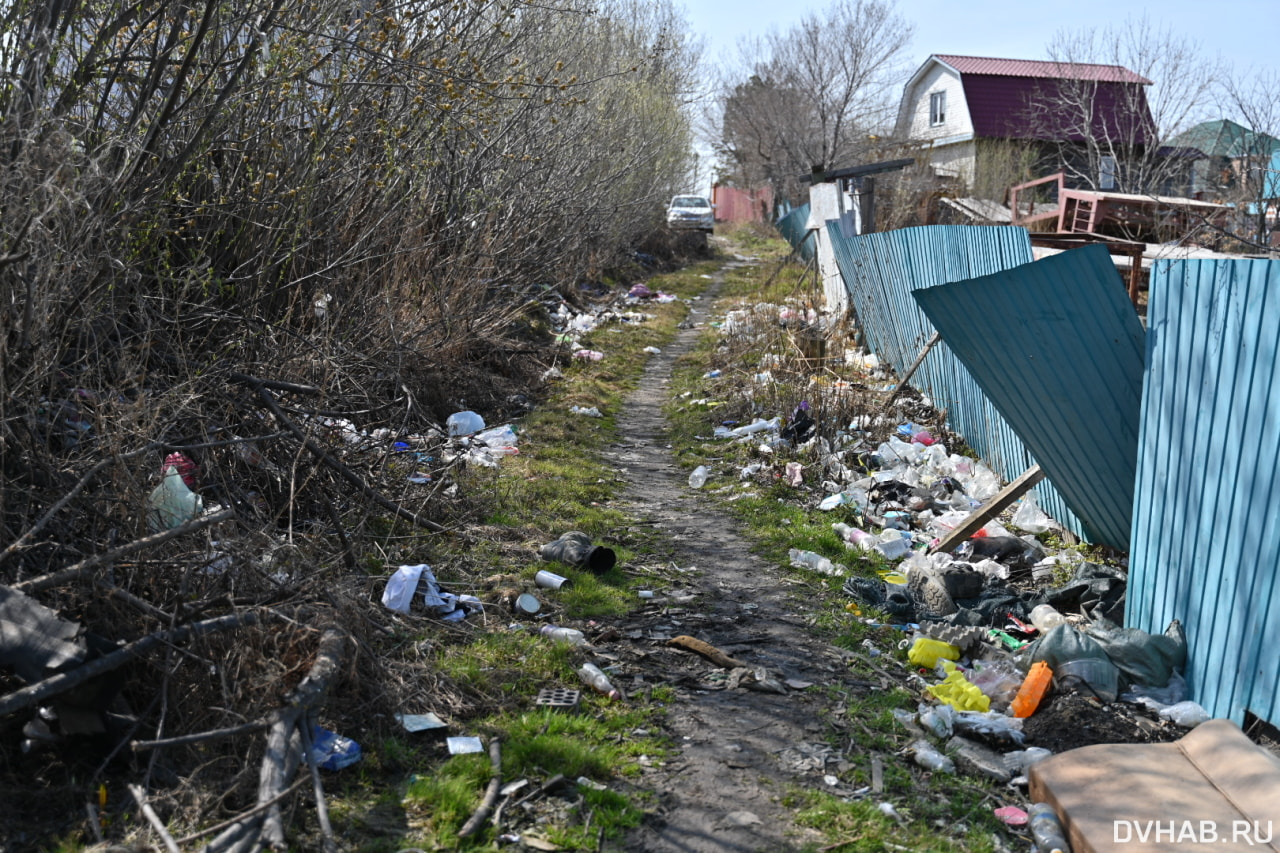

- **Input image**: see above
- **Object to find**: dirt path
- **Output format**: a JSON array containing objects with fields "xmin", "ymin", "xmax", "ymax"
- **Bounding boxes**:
[{"xmin": 605, "ymin": 260, "xmax": 869, "ymax": 853}]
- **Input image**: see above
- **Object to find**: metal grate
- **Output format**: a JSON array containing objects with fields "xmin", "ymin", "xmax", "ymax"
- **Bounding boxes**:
[{"xmin": 535, "ymin": 688, "xmax": 581, "ymax": 712}]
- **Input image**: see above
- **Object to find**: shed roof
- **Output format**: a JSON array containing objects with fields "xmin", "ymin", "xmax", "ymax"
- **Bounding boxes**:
[{"xmin": 1162, "ymin": 119, "xmax": 1280, "ymax": 159}]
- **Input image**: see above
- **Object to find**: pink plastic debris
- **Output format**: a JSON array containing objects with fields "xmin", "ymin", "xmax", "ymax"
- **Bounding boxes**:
[
  {"xmin": 994, "ymin": 806, "xmax": 1029, "ymax": 826},
  {"xmin": 162, "ymin": 452, "xmax": 199, "ymax": 489}
]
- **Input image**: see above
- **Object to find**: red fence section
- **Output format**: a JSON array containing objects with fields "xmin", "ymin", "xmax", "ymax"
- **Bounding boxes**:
[{"xmin": 712, "ymin": 184, "xmax": 774, "ymax": 223}]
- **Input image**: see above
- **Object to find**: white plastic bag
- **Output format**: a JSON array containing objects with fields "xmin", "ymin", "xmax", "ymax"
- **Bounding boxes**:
[
  {"xmin": 147, "ymin": 466, "xmax": 203, "ymax": 532},
  {"xmin": 1158, "ymin": 700, "xmax": 1211, "ymax": 728},
  {"xmin": 381, "ymin": 564, "xmax": 427, "ymax": 612}
]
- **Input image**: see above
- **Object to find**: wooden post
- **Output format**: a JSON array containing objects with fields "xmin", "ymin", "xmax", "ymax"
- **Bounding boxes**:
[
  {"xmin": 879, "ymin": 331, "xmax": 942, "ymax": 415},
  {"xmin": 931, "ymin": 465, "xmax": 1045, "ymax": 554},
  {"xmin": 1128, "ymin": 246, "xmax": 1142, "ymax": 307},
  {"xmin": 859, "ymin": 176, "xmax": 876, "ymax": 234}
]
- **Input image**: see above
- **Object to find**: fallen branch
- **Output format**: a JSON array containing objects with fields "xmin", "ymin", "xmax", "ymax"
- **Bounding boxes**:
[
  {"xmin": 132, "ymin": 720, "xmax": 270, "ymax": 752},
  {"xmin": 667, "ymin": 635, "xmax": 748, "ymax": 669},
  {"xmin": 0, "ymin": 610, "xmax": 261, "ymax": 718},
  {"xmin": 13, "ymin": 508, "xmax": 235, "ymax": 594},
  {"xmin": 0, "ymin": 446, "xmax": 156, "ymax": 567},
  {"xmin": 175, "ymin": 779, "xmax": 306, "ymax": 846},
  {"xmin": 238, "ymin": 378, "xmax": 446, "ymax": 533},
  {"xmin": 204, "ymin": 627, "xmax": 348, "ymax": 853},
  {"xmin": 227, "ymin": 372, "xmax": 322, "ymax": 396},
  {"xmin": 129, "ymin": 784, "xmax": 181, "ymax": 853},
  {"xmin": 879, "ymin": 330, "xmax": 942, "ymax": 416},
  {"xmin": 298, "ymin": 719, "xmax": 338, "ymax": 853},
  {"xmin": 510, "ymin": 773, "xmax": 566, "ymax": 811},
  {"xmin": 457, "ymin": 738, "xmax": 503, "ymax": 838}
]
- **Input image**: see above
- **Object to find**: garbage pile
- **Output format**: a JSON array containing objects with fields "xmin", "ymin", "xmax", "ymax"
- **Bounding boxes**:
[{"xmin": 687, "ymin": 300, "xmax": 1218, "ymax": 806}]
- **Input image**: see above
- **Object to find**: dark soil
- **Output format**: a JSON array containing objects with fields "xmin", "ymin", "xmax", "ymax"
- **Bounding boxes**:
[{"xmin": 1022, "ymin": 693, "xmax": 1184, "ymax": 753}]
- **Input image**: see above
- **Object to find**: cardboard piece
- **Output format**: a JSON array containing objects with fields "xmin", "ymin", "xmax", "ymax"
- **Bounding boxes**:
[{"xmin": 1029, "ymin": 719, "xmax": 1280, "ymax": 852}]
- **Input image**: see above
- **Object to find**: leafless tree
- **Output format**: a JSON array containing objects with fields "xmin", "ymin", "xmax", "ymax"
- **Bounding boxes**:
[
  {"xmin": 1217, "ymin": 68, "xmax": 1280, "ymax": 248},
  {"xmin": 1036, "ymin": 15, "xmax": 1220, "ymax": 195},
  {"xmin": 712, "ymin": 0, "xmax": 914, "ymax": 203}
]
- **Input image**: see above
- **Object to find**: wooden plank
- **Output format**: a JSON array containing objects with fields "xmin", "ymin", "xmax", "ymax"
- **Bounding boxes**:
[
  {"xmin": 879, "ymin": 331, "xmax": 942, "ymax": 415},
  {"xmin": 930, "ymin": 464, "xmax": 1045, "ymax": 554}
]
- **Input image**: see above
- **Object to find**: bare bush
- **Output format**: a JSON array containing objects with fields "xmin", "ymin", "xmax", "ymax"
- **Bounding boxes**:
[{"xmin": 0, "ymin": 0, "xmax": 699, "ymax": 843}]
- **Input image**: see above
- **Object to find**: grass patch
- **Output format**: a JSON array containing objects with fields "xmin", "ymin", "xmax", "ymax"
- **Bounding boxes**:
[{"xmin": 332, "ymin": 256, "xmax": 727, "ymax": 851}]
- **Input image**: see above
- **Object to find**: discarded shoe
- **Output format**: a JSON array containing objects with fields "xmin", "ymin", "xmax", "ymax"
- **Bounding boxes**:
[{"xmin": 539, "ymin": 531, "xmax": 617, "ymax": 573}]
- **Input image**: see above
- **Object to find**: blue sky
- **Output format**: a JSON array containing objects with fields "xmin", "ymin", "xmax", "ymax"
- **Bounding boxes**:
[{"xmin": 681, "ymin": 0, "xmax": 1278, "ymax": 76}]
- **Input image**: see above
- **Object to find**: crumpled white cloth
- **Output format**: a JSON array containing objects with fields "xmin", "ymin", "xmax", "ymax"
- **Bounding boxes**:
[{"xmin": 381, "ymin": 564, "xmax": 482, "ymax": 621}]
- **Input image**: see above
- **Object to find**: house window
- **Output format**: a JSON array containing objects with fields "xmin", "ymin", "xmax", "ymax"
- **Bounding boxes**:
[
  {"xmin": 1100, "ymin": 155, "xmax": 1117, "ymax": 190},
  {"xmin": 929, "ymin": 91, "xmax": 946, "ymax": 126}
]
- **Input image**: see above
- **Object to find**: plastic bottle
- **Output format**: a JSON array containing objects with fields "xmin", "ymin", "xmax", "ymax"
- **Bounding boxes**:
[
  {"xmin": 1011, "ymin": 661, "xmax": 1053, "ymax": 718},
  {"xmin": 688, "ymin": 465, "xmax": 709, "ymax": 489},
  {"xmin": 832, "ymin": 523, "xmax": 875, "ymax": 550},
  {"xmin": 873, "ymin": 535, "xmax": 911, "ymax": 560},
  {"xmin": 1029, "ymin": 604, "xmax": 1067, "ymax": 632},
  {"xmin": 577, "ymin": 662, "xmax": 621, "ymax": 700},
  {"xmin": 909, "ymin": 739, "xmax": 955, "ymax": 774},
  {"xmin": 539, "ymin": 625, "xmax": 588, "ymax": 647},
  {"xmin": 1028, "ymin": 803, "xmax": 1068, "ymax": 853},
  {"xmin": 788, "ymin": 548, "xmax": 840, "ymax": 576}
]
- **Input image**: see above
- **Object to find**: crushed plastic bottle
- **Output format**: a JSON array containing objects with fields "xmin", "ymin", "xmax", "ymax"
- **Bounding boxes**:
[
  {"xmin": 1028, "ymin": 803, "xmax": 1069, "ymax": 853},
  {"xmin": 873, "ymin": 531, "xmax": 911, "ymax": 560},
  {"xmin": 688, "ymin": 465, "xmax": 709, "ymax": 489},
  {"xmin": 788, "ymin": 549, "xmax": 842, "ymax": 576},
  {"xmin": 909, "ymin": 739, "xmax": 955, "ymax": 774},
  {"xmin": 1029, "ymin": 604, "xmax": 1067, "ymax": 633},
  {"xmin": 832, "ymin": 523, "xmax": 875, "ymax": 550},
  {"xmin": 539, "ymin": 625, "xmax": 588, "ymax": 647},
  {"xmin": 578, "ymin": 662, "xmax": 622, "ymax": 700}
]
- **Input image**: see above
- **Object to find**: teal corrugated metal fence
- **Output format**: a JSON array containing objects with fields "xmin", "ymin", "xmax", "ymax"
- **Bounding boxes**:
[
  {"xmin": 1129, "ymin": 258, "xmax": 1280, "ymax": 727},
  {"xmin": 775, "ymin": 203, "xmax": 815, "ymax": 262},
  {"xmin": 826, "ymin": 223, "xmax": 1088, "ymax": 542},
  {"xmin": 912, "ymin": 244, "xmax": 1145, "ymax": 550}
]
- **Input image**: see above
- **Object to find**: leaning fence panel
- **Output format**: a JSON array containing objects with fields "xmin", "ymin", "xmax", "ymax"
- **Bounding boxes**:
[
  {"xmin": 912, "ymin": 244, "xmax": 1146, "ymax": 550},
  {"xmin": 826, "ymin": 223, "xmax": 1088, "ymax": 542}
]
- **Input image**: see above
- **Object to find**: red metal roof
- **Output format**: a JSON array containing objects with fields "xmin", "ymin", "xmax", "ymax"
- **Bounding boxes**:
[{"xmin": 934, "ymin": 54, "xmax": 1152, "ymax": 85}]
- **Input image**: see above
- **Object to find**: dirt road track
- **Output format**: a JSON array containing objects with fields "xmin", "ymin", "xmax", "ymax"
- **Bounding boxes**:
[{"xmin": 608, "ymin": 262, "xmax": 869, "ymax": 853}]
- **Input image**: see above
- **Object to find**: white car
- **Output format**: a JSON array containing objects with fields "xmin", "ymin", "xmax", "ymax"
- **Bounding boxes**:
[{"xmin": 666, "ymin": 195, "xmax": 714, "ymax": 233}]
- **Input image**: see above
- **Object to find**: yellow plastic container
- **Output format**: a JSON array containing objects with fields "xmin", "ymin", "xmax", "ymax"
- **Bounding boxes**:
[{"xmin": 907, "ymin": 637, "xmax": 961, "ymax": 668}]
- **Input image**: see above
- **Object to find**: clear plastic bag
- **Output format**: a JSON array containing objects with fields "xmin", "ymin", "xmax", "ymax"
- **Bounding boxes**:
[{"xmin": 1012, "ymin": 492, "xmax": 1056, "ymax": 534}]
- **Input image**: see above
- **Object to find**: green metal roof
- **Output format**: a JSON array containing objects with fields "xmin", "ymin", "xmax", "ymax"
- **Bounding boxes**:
[{"xmin": 1163, "ymin": 119, "xmax": 1280, "ymax": 159}]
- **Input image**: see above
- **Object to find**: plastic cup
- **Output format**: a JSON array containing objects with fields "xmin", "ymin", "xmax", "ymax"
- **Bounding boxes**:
[{"xmin": 1055, "ymin": 658, "xmax": 1119, "ymax": 703}]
